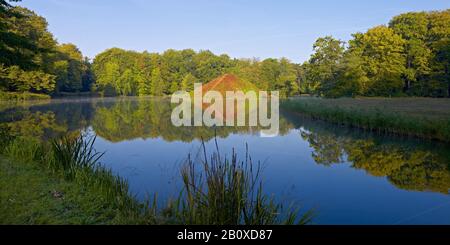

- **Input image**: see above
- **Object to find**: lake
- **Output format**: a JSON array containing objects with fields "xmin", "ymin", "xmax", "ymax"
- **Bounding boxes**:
[{"xmin": 1, "ymin": 97, "xmax": 450, "ymax": 224}]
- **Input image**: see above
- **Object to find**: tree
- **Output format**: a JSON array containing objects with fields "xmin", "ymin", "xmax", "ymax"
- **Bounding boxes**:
[
  {"xmin": 150, "ymin": 68, "xmax": 164, "ymax": 96},
  {"xmin": 81, "ymin": 57, "xmax": 94, "ymax": 92},
  {"xmin": 333, "ymin": 51, "xmax": 368, "ymax": 97},
  {"xmin": 8, "ymin": 7, "xmax": 58, "ymax": 72},
  {"xmin": 0, "ymin": 5, "xmax": 58, "ymax": 94},
  {"xmin": 306, "ymin": 36, "xmax": 345, "ymax": 96},
  {"xmin": 95, "ymin": 62, "xmax": 120, "ymax": 96},
  {"xmin": 0, "ymin": 2, "xmax": 40, "ymax": 70},
  {"xmin": 0, "ymin": 4, "xmax": 94, "ymax": 96},
  {"xmin": 275, "ymin": 58, "xmax": 299, "ymax": 97},
  {"xmin": 193, "ymin": 50, "xmax": 232, "ymax": 84},
  {"xmin": 277, "ymin": 74, "xmax": 299, "ymax": 97},
  {"xmin": 389, "ymin": 12, "xmax": 429, "ymax": 40},
  {"xmin": 349, "ymin": 26, "xmax": 406, "ymax": 96},
  {"xmin": 180, "ymin": 73, "xmax": 196, "ymax": 92},
  {"xmin": 427, "ymin": 10, "xmax": 450, "ymax": 97},
  {"xmin": 136, "ymin": 72, "xmax": 150, "ymax": 96},
  {"xmin": 169, "ymin": 80, "xmax": 179, "ymax": 94},
  {"xmin": 389, "ymin": 12, "xmax": 432, "ymax": 94},
  {"xmin": 0, "ymin": 65, "xmax": 55, "ymax": 93},
  {"xmin": 54, "ymin": 43, "xmax": 84, "ymax": 92},
  {"xmin": 118, "ymin": 69, "xmax": 135, "ymax": 95}
]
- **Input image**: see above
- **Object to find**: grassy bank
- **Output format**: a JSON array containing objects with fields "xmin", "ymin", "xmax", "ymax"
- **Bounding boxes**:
[
  {"xmin": 0, "ymin": 135, "xmax": 156, "ymax": 224},
  {"xmin": 0, "ymin": 157, "xmax": 149, "ymax": 224},
  {"xmin": 0, "ymin": 91, "xmax": 51, "ymax": 101},
  {"xmin": 0, "ymin": 127, "xmax": 310, "ymax": 225},
  {"xmin": 283, "ymin": 97, "xmax": 450, "ymax": 142}
]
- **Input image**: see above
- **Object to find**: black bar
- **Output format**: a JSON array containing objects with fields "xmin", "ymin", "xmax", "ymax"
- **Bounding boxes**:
[{"xmin": 1, "ymin": 226, "xmax": 450, "ymax": 243}]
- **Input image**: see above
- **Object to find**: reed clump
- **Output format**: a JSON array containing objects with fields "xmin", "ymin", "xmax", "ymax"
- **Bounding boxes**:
[
  {"xmin": 164, "ymin": 139, "xmax": 313, "ymax": 225},
  {"xmin": 1, "ymin": 130, "xmax": 156, "ymax": 224}
]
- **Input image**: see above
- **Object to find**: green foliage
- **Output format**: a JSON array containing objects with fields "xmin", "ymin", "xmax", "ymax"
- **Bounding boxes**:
[
  {"xmin": 88, "ymin": 9, "xmax": 449, "ymax": 99},
  {"xmin": 150, "ymin": 68, "xmax": 164, "ymax": 96},
  {"xmin": 136, "ymin": 72, "xmax": 150, "ymax": 96},
  {"xmin": 180, "ymin": 73, "xmax": 196, "ymax": 92},
  {"xmin": 303, "ymin": 9, "xmax": 450, "ymax": 98},
  {"xmin": 92, "ymin": 48, "xmax": 146, "ymax": 96},
  {"xmin": 164, "ymin": 140, "xmax": 313, "ymax": 225},
  {"xmin": 53, "ymin": 43, "xmax": 84, "ymax": 92},
  {"xmin": 0, "ymin": 64, "xmax": 56, "ymax": 93},
  {"xmin": 0, "ymin": 4, "xmax": 91, "ymax": 97},
  {"xmin": 1, "ymin": 2, "xmax": 448, "ymax": 99},
  {"xmin": 92, "ymin": 48, "xmax": 300, "ymax": 98},
  {"xmin": 0, "ymin": 91, "xmax": 50, "ymax": 100},
  {"xmin": 353, "ymin": 26, "xmax": 406, "ymax": 96},
  {"xmin": 306, "ymin": 36, "xmax": 345, "ymax": 96},
  {"xmin": 118, "ymin": 69, "xmax": 136, "ymax": 95},
  {"xmin": 0, "ymin": 3, "xmax": 41, "ymax": 70}
]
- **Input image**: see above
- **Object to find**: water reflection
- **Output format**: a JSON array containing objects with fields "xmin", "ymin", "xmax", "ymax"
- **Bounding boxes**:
[
  {"xmin": 298, "ymin": 122, "xmax": 450, "ymax": 194},
  {"xmin": 1, "ymin": 97, "xmax": 449, "ymax": 196}
]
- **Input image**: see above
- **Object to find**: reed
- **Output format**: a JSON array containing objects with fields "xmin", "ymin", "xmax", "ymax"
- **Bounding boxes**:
[
  {"xmin": 49, "ymin": 134, "xmax": 157, "ymax": 222},
  {"xmin": 0, "ymin": 128, "xmax": 312, "ymax": 225},
  {"xmin": 1, "ymin": 132, "xmax": 155, "ymax": 224},
  {"xmin": 283, "ymin": 98, "xmax": 450, "ymax": 142},
  {"xmin": 165, "ymin": 138, "xmax": 313, "ymax": 225}
]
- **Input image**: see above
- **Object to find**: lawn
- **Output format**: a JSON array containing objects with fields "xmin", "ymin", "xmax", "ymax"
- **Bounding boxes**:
[{"xmin": 0, "ymin": 157, "xmax": 127, "ymax": 224}]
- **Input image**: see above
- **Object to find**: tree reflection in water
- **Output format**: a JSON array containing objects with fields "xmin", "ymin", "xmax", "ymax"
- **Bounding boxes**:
[{"xmin": 1, "ymin": 98, "xmax": 449, "ymax": 194}]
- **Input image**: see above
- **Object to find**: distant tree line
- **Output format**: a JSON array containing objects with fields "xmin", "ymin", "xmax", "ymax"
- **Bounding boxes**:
[
  {"xmin": 0, "ymin": 0, "xmax": 449, "ymax": 98},
  {"xmin": 91, "ymin": 48, "xmax": 300, "ymax": 97}
]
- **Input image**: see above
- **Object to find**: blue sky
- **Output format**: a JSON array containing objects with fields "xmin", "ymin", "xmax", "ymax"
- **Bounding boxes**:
[{"xmin": 17, "ymin": 0, "xmax": 450, "ymax": 63}]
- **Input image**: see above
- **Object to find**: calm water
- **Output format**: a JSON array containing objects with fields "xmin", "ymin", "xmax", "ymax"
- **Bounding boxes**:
[{"xmin": 1, "ymin": 97, "xmax": 450, "ymax": 224}]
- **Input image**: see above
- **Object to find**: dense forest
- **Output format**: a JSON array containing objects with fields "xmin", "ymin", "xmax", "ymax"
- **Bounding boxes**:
[
  {"xmin": 0, "ymin": 0, "xmax": 449, "ymax": 98},
  {"xmin": 0, "ymin": 1, "xmax": 94, "ymax": 98}
]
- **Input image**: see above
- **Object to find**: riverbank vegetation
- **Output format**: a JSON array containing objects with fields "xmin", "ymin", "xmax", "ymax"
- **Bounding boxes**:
[
  {"xmin": 166, "ymin": 140, "xmax": 312, "ymax": 225},
  {"xmin": 0, "ymin": 131, "xmax": 156, "ymax": 224},
  {"xmin": 0, "ymin": 125, "xmax": 310, "ymax": 224},
  {"xmin": 283, "ymin": 97, "xmax": 450, "ymax": 142},
  {"xmin": 0, "ymin": 91, "xmax": 50, "ymax": 100}
]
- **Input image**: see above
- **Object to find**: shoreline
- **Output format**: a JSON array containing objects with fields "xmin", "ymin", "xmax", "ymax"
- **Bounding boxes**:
[{"xmin": 282, "ymin": 97, "xmax": 450, "ymax": 142}]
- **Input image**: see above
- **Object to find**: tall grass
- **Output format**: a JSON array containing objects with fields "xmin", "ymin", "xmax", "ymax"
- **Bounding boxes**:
[
  {"xmin": 0, "ymin": 126, "xmax": 312, "ymax": 225},
  {"xmin": 49, "ymin": 134, "xmax": 158, "ymax": 222},
  {"xmin": 50, "ymin": 135, "xmax": 104, "ymax": 179},
  {"xmin": 1, "ymin": 131, "xmax": 156, "ymax": 224},
  {"xmin": 283, "ymin": 99, "xmax": 450, "ymax": 142},
  {"xmin": 165, "ymin": 138, "xmax": 313, "ymax": 225}
]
